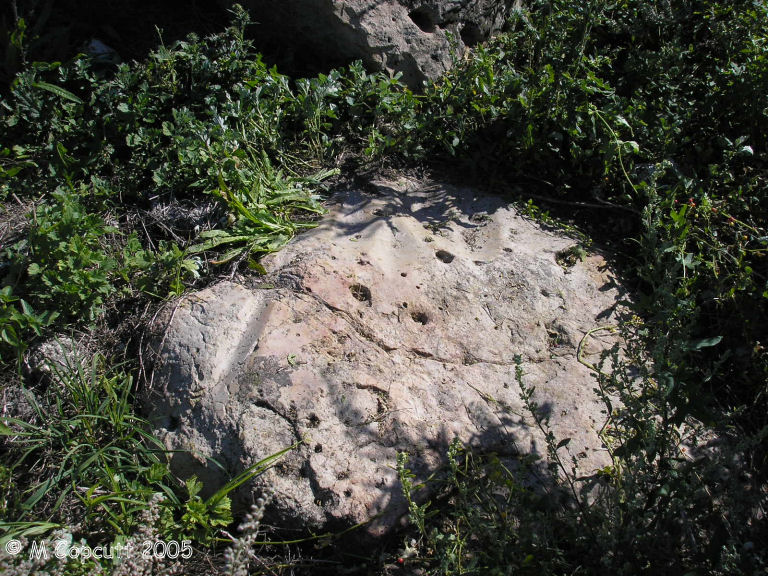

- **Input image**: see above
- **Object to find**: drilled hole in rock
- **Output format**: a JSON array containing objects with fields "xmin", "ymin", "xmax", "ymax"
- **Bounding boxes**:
[
  {"xmin": 411, "ymin": 311, "xmax": 429, "ymax": 325},
  {"xmin": 167, "ymin": 415, "xmax": 180, "ymax": 432},
  {"xmin": 409, "ymin": 6, "xmax": 437, "ymax": 33},
  {"xmin": 460, "ymin": 22, "xmax": 483, "ymax": 47},
  {"xmin": 402, "ymin": 302, "xmax": 408, "ymax": 308},
  {"xmin": 547, "ymin": 330, "xmax": 562, "ymax": 348},
  {"xmin": 344, "ymin": 489, "xmax": 353, "ymax": 498},
  {"xmin": 314, "ymin": 443, "xmax": 323, "ymax": 453},
  {"xmin": 545, "ymin": 322, "xmax": 567, "ymax": 348},
  {"xmin": 400, "ymin": 272, "xmax": 408, "ymax": 277},
  {"xmin": 350, "ymin": 283, "xmax": 372, "ymax": 303},
  {"xmin": 435, "ymin": 249, "xmax": 455, "ymax": 263}
]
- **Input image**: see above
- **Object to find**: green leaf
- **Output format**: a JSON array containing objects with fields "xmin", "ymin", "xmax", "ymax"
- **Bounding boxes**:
[
  {"xmin": 543, "ymin": 64, "xmax": 555, "ymax": 84},
  {"xmin": 683, "ymin": 336, "xmax": 723, "ymax": 351},
  {"xmin": 32, "ymin": 82, "xmax": 83, "ymax": 104},
  {"xmin": 23, "ymin": 477, "xmax": 55, "ymax": 509},
  {"xmin": 248, "ymin": 259, "xmax": 267, "ymax": 274},
  {"xmin": 0, "ymin": 522, "xmax": 60, "ymax": 545},
  {"xmin": 622, "ymin": 140, "xmax": 640, "ymax": 154},
  {"xmin": 186, "ymin": 476, "xmax": 203, "ymax": 499},
  {"xmin": 556, "ymin": 438, "xmax": 571, "ymax": 450},
  {"xmin": 211, "ymin": 246, "xmax": 247, "ymax": 265},
  {"xmin": 187, "ymin": 233, "xmax": 252, "ymax": 254},
  {"xmin": 205, "ymin": 443, "xmax": 296, "ymax": 509}
]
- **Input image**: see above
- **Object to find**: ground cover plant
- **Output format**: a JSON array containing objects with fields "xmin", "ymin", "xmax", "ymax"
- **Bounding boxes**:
[{"xmin": 0, "ymin": 0, "xmax": 766, "ymax": 574}]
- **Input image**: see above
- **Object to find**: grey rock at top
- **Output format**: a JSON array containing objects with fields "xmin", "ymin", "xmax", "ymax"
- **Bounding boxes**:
[
  {"xmin": 145, "ymin": 177, "xmax": 626, "ymax": 537},
  {"xmin": 220, "ymin": 0, "xmax": 516, "ymax": 88}
]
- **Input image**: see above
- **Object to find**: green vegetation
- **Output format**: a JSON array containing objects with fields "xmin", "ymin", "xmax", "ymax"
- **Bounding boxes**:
[{"xmin": 1, "ymin": 0, "xmax": 766, "ymax": 574}]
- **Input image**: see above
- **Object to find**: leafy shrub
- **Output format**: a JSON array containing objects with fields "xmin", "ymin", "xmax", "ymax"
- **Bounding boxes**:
[
  {"xmin": 21, "ymin": 186, "xmax": 118, "ymax": 321},
  {"xmin": 0, "ymin": 286, "xmax": 57, "ymax": 362},
  {"xmin": 0, "ymin": 5, "xmax": 337, "ymax": 343}
]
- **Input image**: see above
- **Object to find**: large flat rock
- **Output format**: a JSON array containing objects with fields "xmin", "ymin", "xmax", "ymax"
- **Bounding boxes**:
[{"xmin": 145, "ymin": 178, "xmax": 625, "ymax": 536}]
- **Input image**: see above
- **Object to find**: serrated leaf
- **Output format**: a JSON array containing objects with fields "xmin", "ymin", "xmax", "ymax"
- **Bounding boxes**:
[{"xmin": 186, "ymin": 476, "xmax": 203, "ymax": 499}]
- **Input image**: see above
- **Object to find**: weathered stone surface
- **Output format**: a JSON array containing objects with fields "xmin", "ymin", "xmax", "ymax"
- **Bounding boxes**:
[
  {"xmin": 24, "ymin": 335, "xmax": 86, "ymax": 381},
  {"xmin": 145, "ymin": 178, "xmax": 626, "ymax": 537},
  {"xmin": 223, "ymin": 0, "xmax": 514, "ymax": 87}
]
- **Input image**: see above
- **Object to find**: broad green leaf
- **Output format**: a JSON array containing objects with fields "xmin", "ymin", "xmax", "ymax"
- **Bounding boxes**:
[{"xmin": 683, "ymin": 336, "xmax": 723, "ymax": 351}]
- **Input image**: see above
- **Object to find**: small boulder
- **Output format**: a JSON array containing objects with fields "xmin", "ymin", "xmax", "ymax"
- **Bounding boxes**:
[
  {"xmin": 221, "ymin": 0, "xmax": 516, "ymax": 88},
  {"xmin": 24, "ymin": 335, "xmax": 87, "ymax": 382}
]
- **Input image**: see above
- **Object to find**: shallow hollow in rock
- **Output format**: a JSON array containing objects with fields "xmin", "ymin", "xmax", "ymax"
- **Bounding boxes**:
[{"xmin": 144, "ymin": 177, "xmax": 628, "ymax": 538}]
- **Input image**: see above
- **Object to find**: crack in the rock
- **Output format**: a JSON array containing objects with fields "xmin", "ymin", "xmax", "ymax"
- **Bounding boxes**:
[
  {"xmin": 403, "ymin": 348, "xmax": 519, "ymax": 367},
  {"xmin": 409, "ymin": 348, "xmax": 435, "ymax": 359},
  {"xmin": 300, "ymin": 457, "xmax": 338, "ymax": 514},
  {"xmin": 253, "ymin": 398, "xmax": 303, "ymax": 443},
  {"xmin": 252, "ymin": 398, "xmax": 342, "ymax": 513},
  {"xmin": 295, "ymin": 291, "xmax": 523, "ymax": 368},
  {"xmin": 297, "ymin": 292, "xmax": 401, "ymax": 354},
  {"xmin": 354, "ymin": 382, "xmax": 391, "ymax": 396},
  {"xmin": 466, "ymin": 357, "xmax": 519, "ymax": 367}
]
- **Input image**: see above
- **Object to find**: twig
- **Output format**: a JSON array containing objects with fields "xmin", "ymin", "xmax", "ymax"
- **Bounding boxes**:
[
  {"xmin": 576, "ymin": 325, "xmax": 618, "ymax": 374},
  {"xmin": 519, "ymin": 191, "xmax": 640, "ymax": 214}
]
